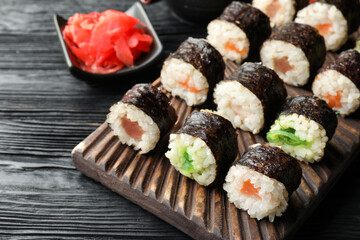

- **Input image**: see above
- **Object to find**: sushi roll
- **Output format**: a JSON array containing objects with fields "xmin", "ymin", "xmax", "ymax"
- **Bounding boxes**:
[
  {"xmin": 224, "ymin": 145, "xmax": 302, "ymax": 222},
  {"xmin": 266, "ymin": 96, "xmax": 338, "ymax": 163},
  {"xmin": 312, "ymin": 49, "xmax": 360, "ymax": 116},
  {"xmin": 165, "ymin": 110, "xmax": 238, "ymax": 186},
  {"xmin": 160, "ymin": 37, "xmax": 225, "ymax": 106},
  {"xmin": 295, "ymin": 0, "xmax": 360, "ymax": 51},
  {"xmin": 207, "ymin": 1, "xmax": 271, "ymax": 63},
  {"xmin": 260, "ymin": 22, "xmax": 326, "ymax": 87},
  {"xmin": 107, "ymin": 84, "xmax": 177, "ymax": 154},
  {"xmin": 252, "ymin": 0, "xmax": 308, "ymax": 28},
  {"xmin": 213, "ymin": 62, "xmax": 287, "ymax": 134}
]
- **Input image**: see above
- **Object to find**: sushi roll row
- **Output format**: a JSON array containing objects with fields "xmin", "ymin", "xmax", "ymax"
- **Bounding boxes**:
[
  {"xmin": 252, "ymin": 0, "xmax": 360, "ymax": 51},
  {"xmin": 160, "ymin": 2, "xmax": 274, "ymax": 107},
  {"xmin": 160, "ymin": 0, "xmax": 360, "ymax": 105},
  {"xmin": 165, "ymin": 110, "xmax": 302, "ymax": 222}
]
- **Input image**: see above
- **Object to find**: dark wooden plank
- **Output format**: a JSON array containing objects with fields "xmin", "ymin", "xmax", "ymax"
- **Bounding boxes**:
[{"xmin": 0, "ymin": 167, "xmax": 190, "ymax": 239}]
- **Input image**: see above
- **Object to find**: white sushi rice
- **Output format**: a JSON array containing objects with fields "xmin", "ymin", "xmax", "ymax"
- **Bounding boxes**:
[
  {"xmin": 295, "ymin": 2, "xmax": 348, "ymax": 51},
  {"xmin": 260, "ymin": 39, "xmax": 310, "ymax": 86},
  {"xmin": 207, "ymin": 19, "xmax": 250, "ymax": 63},
  {"xmin": 252, "ymin": 0, "xmax": 296, "ymax": 28},
  {"xmin": 224, "ymin": 165, "xmax": 288, "ymax": 222},
  {"xmin": 161, "ymin": 58, "xmax": 209, "ymax": 106},
  {"xmin": 165, "ymin": 133, "xmax": 216, "ymax": 186},
  {"xmin": 214, "ymin": 80, "xmax": 264, "ymax": 134},
  {"xmin": 106, "ymin": 102, "xmax": 160, "ymax": 154},
  {"xmin": 268, "ymin": 113, "xmax": 328, "ymax": 163},
  {"xmin": 312, "ymin": 69, "xmax": 360, "ymax": 116}
]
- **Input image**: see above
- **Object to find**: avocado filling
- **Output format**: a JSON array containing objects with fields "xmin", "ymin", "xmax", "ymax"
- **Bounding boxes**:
[{"xmin": 266, "ymin": 127, "xmax": 310, "ymax": 146}]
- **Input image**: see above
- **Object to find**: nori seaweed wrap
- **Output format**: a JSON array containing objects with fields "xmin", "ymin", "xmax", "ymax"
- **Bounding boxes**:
[
  {"xmin": 160, "ymin": 37, "xmax": 225, "ymax": 106},
  {"xmin": 207, "ymin": 1, "xmax": 271, "ymax": 63},
  {"xmin": 267, "ymin": 96, "xmax": 338, "ymax": 163},
  {"xmin": 327, "ymin": 49, "xmax": 360, "ymax": 89},
  {"xmin": 165, "ymin": 110, "xmax": 238, "ymax": 187},
  {"xmin": 234, "ymin": 145, "xmax": 302, "ymax": 196},
  {"xmin": 295, "ymin": 0, "xmax": 309, "ymax": 11},
  {"xmin": 312, "ymin": 49, "xmax": 360, "ymax": 116},
  {"xmin": 272, "ymin": 23, "xmax": 325, "ymax": 79},
  {"xmin": 120, "ymin": 84, "xmax": 177, "ymax": 137},
  {"xmin": 224, "ymin": 144, "xmax": 302, "ymax": 222},
  {"xmin": 107, "ymin": 83, "xmax": 177, "ymax": 154},
  {"xmin": 219, "ymin": 2, "xmax": 271, "ymax": 60},
  {"xmin": 280, "ymin": 96, "xmax": 338, "ymax": 139},
  {"xmin": 261, "ymin": 22, "xmax": 326, "ymax": 87},
  {"xmin": 214, "ymin": 62, "xmax": 287, "ymax": 134}
]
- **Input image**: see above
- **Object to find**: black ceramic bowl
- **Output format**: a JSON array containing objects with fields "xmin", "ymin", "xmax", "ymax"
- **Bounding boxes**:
[
  {"xmin": 164, "ymin": 0, "xmax": 233, "ymax": 25},
  {"xmin": 53, "ymin": 2, "xmax": 163, "ymax": 85}
]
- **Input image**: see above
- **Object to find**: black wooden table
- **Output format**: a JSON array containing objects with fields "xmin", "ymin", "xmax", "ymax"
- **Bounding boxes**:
[{"xmin": 1, "ymin": 0, "xmax": 359, "ymax": 239}]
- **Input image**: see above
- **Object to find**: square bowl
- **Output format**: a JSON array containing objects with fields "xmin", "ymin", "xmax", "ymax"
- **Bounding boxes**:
[{"xmin": 54, "ymin": 2, "xmax": 163, "ymax": 85}]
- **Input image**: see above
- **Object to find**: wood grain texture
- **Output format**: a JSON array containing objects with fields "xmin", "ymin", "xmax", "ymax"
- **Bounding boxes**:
[
  {"xmin": 72, "ymin": 61, "xmax": 360, "ymax": 239},
  {"xmin": 0, "ymin": 0, "xmax": 360, "ymax": 239}
]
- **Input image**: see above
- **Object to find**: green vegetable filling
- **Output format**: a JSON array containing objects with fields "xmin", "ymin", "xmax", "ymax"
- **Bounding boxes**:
[
  {"xmin": 266, "ymin": 128, "xmax": 310, "ymax": 146},
  {"xmin": 181, "ymin": 151, "xmax": 197, "ymax": 173}
]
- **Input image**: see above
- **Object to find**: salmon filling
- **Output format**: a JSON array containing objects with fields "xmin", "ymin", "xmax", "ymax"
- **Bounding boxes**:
[
  {"xmin": 225, "ymin": 41, "xmax": 246, "ymax": 55},
  {"xmin": 241, "ymin": 180, "xmax": 262, "ymax": 200},
  {"xmin": 273, "ymin": 56, "xmax": 294, "ymax": 74},
  {"xmin": 325, "ymin": 90, "xmax": 342, "ymax": 108},
  {"xmin": 266, "ymin": 0, "xmax": 281, "ymax": 18},
  {"xmin": 316, "ymin": 23, "xmax": 333, "ymax": 35},
  {"xmin": 178, "ymin": 75, "xmax": 201, "ymax": 93},
  {"xmin": 121, "ymin": 117, "xmax": 144, "ymax": 140}
]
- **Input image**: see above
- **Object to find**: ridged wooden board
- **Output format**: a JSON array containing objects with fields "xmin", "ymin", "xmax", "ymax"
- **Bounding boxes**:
[{"xmin": 72, "ymin": 60, "xmax": 360, "ymax": 240}]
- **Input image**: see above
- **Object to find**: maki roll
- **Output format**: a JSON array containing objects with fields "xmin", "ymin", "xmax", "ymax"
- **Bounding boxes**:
[
  {"xmin": 213, "ymin": 62, "xmax": 287, "ymax": 134},
  {"xmin": 252, "ymin": 0, "xmax": 308, "ymax": 28},
  {"xmin": 312, "ymin": 49, "xmax": 360, "ymax": 116},
  {"xmin": 295, "ymin": 0, "xmax": 360, "ymax": 51},
  {"xmin": 266, "ymin": 96, "xmax": 338, "ymax": 163},
  {"xmin": 165, "ymin": 110, "xmax": 238, "ymax": 186},
  {"xmin": 160, "ymin": 37, "xmax": 225, "ymax": 106},
  {"xmin": 207, "ymin": 1, "xmax": 271, "ymax": 63},
  {"xmin": 260, "ymin": 22, "xmax": 326, "ymax": 87},
  {"xmin": 107, "ymin": 84, "xmax": 177, "ymax": 154},
  {"xmin": 224, "ymin": 145, "xmax": 302, "ymax": 222}
]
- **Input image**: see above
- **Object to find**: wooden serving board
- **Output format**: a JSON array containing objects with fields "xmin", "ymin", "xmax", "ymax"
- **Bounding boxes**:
[{"xmin": 71, "ymin": 60, "xmax": 360, "ymax": 240}]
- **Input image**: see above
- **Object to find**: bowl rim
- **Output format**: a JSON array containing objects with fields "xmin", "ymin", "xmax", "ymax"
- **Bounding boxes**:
[{"xmin": 53, "ymin": 1, "xmax": 163, "ymax": 81}]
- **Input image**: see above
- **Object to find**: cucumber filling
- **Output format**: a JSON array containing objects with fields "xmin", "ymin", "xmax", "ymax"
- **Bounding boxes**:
[
  {"xmin": 266, "ymin": 127, "xmax": 310, "ymax": 146},
  {"xmin": 166, "ymin": 133, "xmax": 217, "ymax": 185},
  {"xmin": 181, "ymin": 151, "xmax": 197, "ymax": 173}
]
